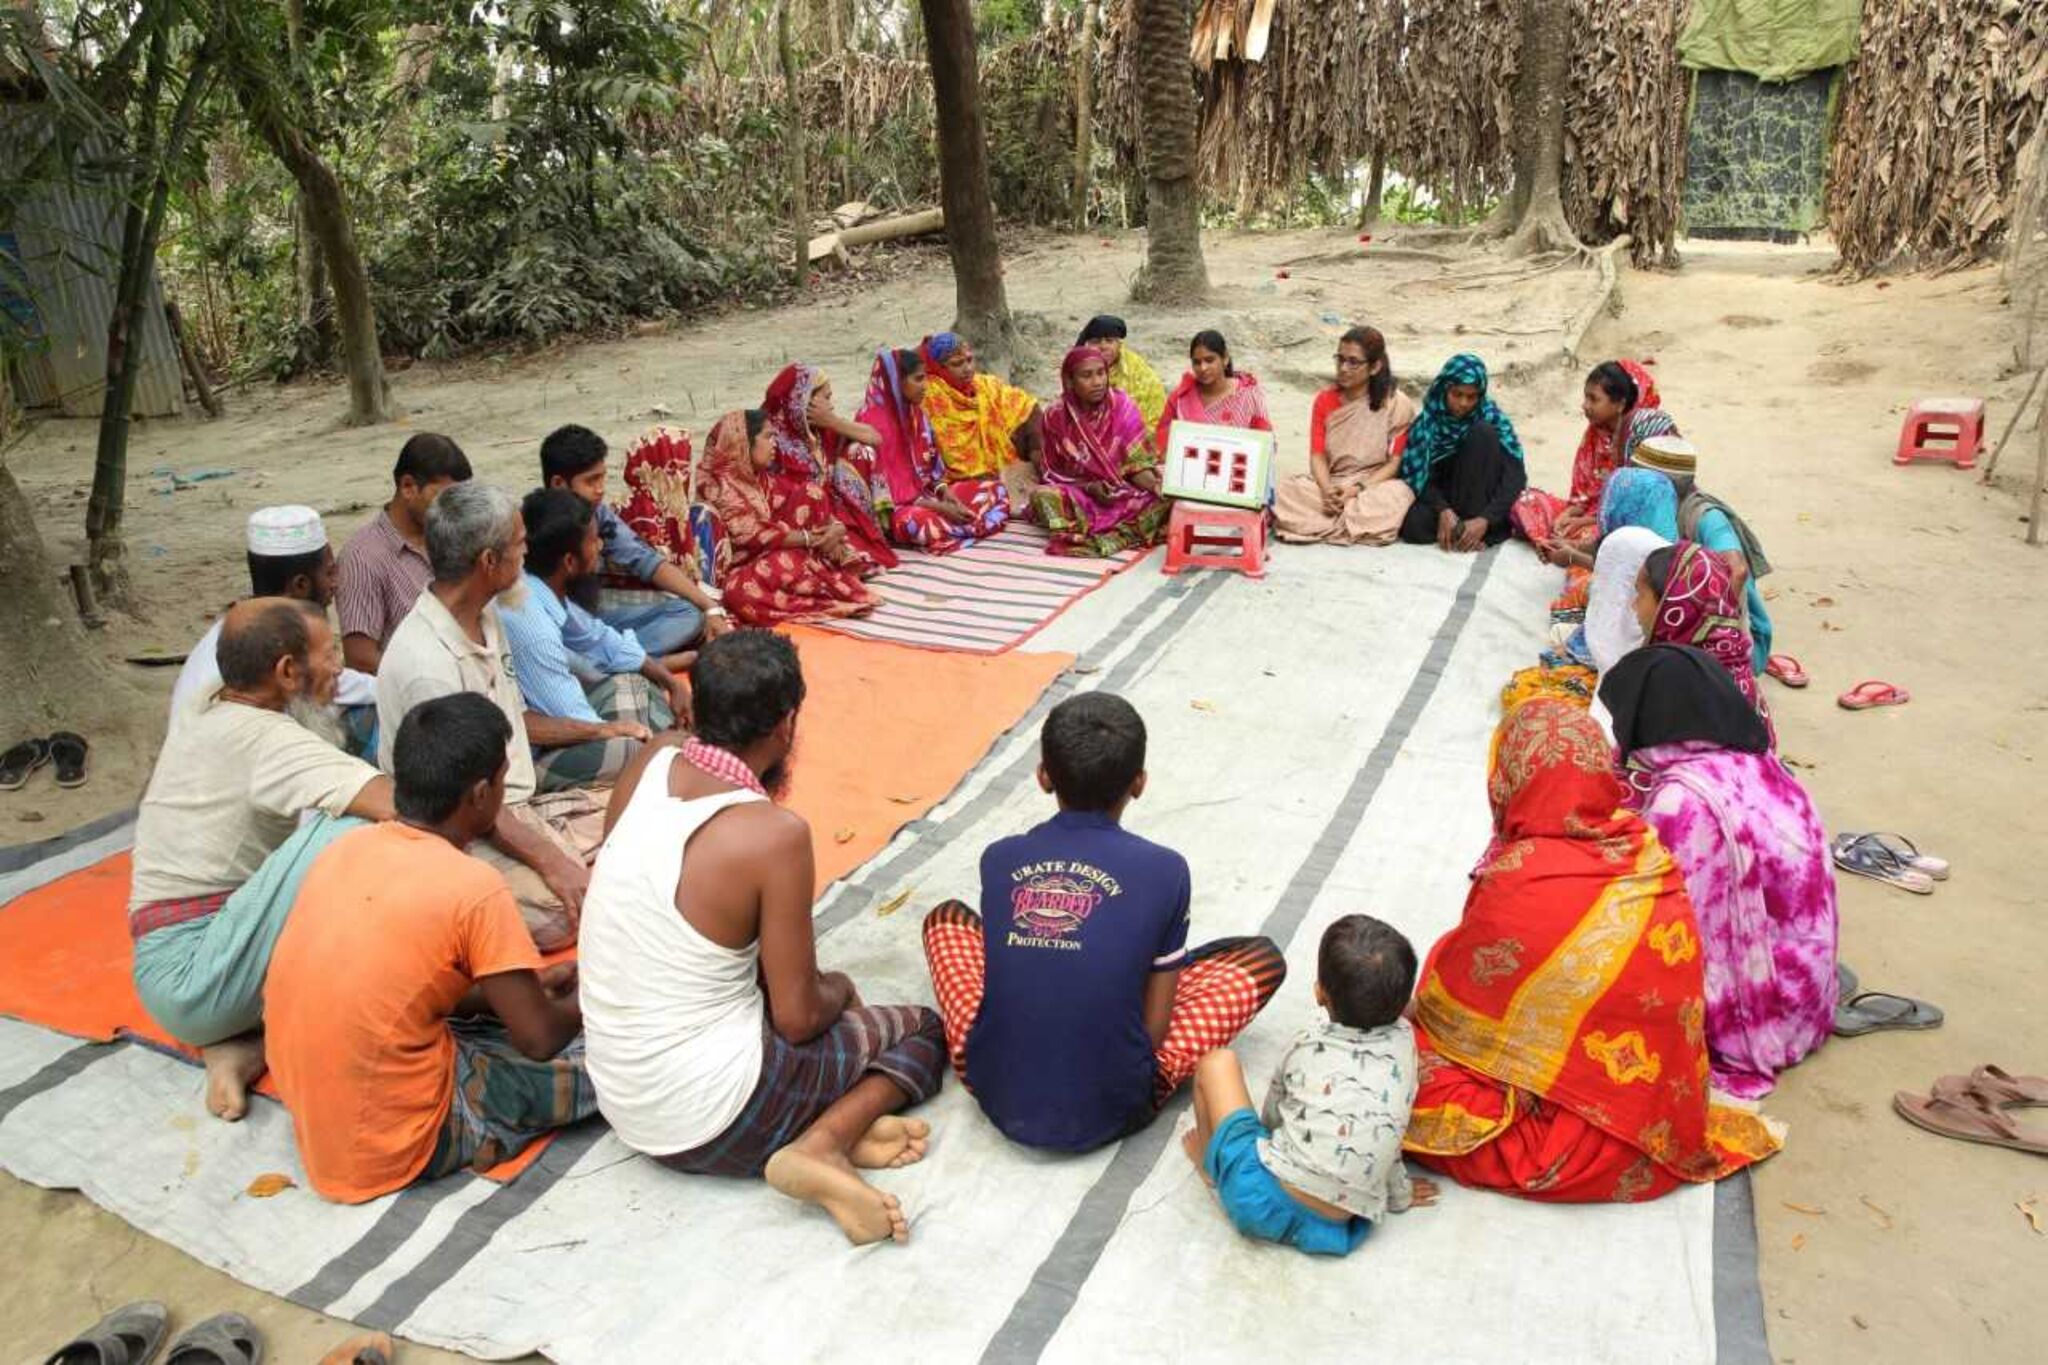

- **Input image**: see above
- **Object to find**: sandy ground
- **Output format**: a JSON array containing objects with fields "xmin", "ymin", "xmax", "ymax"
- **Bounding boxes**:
[{"xmin": 2, "ymin": 227, "xmax": 2044, "ymax": 1362}]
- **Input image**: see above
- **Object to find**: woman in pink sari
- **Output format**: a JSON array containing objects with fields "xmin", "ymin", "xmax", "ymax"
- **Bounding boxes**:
[
  {"xmin": 762, "ymin": 363, "xmax": 897, "ymax": 574},
  {"xmin": 1637, "ymin": 540, "xmax": 1774, "ymax": 748},
  {"xmin": 854, "ymin": 348, "xmax": 1008, "ymax": 553},
  {"xmin": 1154, "ymin": 329, "xmax": 1274, "ymax": 452},
  {"xmin": 1598, "ymin": 644, "xmax": 1837, "ymax": 1098},
  {"xmin": 1035, "ymin": 345, "xmax": 1170, "ymax": 557}
]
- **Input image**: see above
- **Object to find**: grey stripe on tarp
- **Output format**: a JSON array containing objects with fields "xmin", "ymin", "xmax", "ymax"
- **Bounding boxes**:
[
  {"xmin": 289, "ymin": 1172, "xmax": 481, "ymax": 1311},
  {"xmin": 814, "ymin": 571, "xmax": 1228, "ymax": 937},
  {"xmin": 352, "ymin": 1122, "xmax": 607, "ymax": 1331},
  {"xmin": 1714, "ymin": 1170, "xmax": 1772, "ymax": 1364},
  {"xmin": 980, "ymin": 550, "xmax": 1499, "ymax": 1364},
  {"xmin": 0, "ymin": 1040, "xmax": 124, "ymax": 1124},
  {"xmin": 0, "ymin": 808, "xmax": 137, "ymax": 907},
  {"xmin": 0, "ymin": 805, "xmax": 135, "ymax": 874}
]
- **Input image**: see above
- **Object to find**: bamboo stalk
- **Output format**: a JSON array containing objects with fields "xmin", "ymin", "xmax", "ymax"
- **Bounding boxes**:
[{"xmin": 1981, "ymin": 365, "xmax": 2045, "ymax": 481}]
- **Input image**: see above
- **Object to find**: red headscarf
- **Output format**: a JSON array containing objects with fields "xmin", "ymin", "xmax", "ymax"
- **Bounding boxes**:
[{"xmin": 1570, "ymin": 359, "xmax": 1662, "ymax": 507}]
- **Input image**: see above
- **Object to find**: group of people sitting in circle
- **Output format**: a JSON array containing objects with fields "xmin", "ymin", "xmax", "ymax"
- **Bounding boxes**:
[{"xmin": 120, "ymin": 316, "xmax": 1833, "ymax": 1256}]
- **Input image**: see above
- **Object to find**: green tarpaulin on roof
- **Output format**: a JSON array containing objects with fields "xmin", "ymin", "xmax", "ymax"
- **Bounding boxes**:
[{"xmin": 1678, "ymin": 0, "xmax": 1863, "ymax": 82}]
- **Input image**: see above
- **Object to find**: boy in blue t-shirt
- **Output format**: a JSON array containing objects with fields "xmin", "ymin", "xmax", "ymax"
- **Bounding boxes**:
[{"xmin": 920, "ymin": 692, "xmax": 1285, "ymax": 1153}]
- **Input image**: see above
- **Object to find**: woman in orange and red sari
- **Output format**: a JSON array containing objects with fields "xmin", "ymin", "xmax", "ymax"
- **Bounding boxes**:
[
  {"xmin": 1403, "ymin": 699, "xmax": 1782, "ymax": 1203},
  {"xmin": 698, "ymin": 410, "xmax": 879, "ymax": 626},
  {"xmin": 854, "ymin": 347, "xmax": 1008, "ymax": 553},
  {"xmin": 1516, "ymin": 359, "xmax": 1677, "ymax": 562},
  {"xmin": 761, "ymin": 362, "xmax": 897, "ymax": 574}
]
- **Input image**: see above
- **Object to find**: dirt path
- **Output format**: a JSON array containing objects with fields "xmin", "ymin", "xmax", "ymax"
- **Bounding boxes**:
[{"xmin": 3, "ymin": 232, "xmax": 2043, "ymax": 1362}]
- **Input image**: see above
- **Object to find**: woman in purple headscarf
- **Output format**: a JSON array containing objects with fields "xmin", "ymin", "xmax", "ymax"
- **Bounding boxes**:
[
  {"xmin": 1034, "ymin": 346, "xmax": 1170, "ymax": 557},
  {"xmin": 1637, "ymin": 541, "xmax": 1774, "ymax": 748}
]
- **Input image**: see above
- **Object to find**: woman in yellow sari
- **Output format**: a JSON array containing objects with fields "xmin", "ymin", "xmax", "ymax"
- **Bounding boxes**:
[
  {"xmin": 920, "ymin": 332, "xmax": 1043, "ymax": 511},
  {"xmin": 1076, "ymin": 315, "xmax": 1167, "ymax": 431},
  {"xmin": 1403, "ymin": 700, "xmax": 1781, "ymax": 1202}
]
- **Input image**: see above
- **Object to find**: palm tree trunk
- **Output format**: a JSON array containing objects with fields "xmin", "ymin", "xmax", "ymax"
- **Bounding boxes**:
[
  {"xmin": 919, "ymin": 0, "xmax": 1015, "ymax": 364},
  {"xmin": 1504, "ymin": 0, "xmax": 1582, "ymax": 256},
  {"xmin": 1131, "ymin": 0, "xmax": 1208, "ymax": 301}
]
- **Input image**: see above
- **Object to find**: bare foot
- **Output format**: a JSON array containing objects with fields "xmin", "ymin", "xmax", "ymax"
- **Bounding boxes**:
[
  {"xmin": 1181, "ymin": 1125, "xmax": 1215, "ymax": 1186},
  {"xmin": 850, "ymin": 1116, "xmax": 930, "ymax": 1170},
  {"xmin": 764, "ymin": 1144, "xmax": 909, "ymax": 1245},
  {"xmin": 202, "ymin": 1035, "xmax": 266, "ymax": 1122}
]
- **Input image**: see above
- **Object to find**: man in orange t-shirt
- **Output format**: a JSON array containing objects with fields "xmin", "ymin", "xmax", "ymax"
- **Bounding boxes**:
[{"xmin": 265, "ymin": 694, "xmax": 593, "ymax": 1203}]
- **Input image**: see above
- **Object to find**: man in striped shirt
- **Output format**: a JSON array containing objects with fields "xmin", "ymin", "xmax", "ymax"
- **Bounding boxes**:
[{"xmin": 337, "ymin": 433, "xmax": 473, "ymax": 676}]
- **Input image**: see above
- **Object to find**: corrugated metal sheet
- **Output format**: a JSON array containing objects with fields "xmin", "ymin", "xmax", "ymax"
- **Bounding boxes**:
[{"xmin": 0, "ymin": 110, "xmax": 184, "ymax": 419}]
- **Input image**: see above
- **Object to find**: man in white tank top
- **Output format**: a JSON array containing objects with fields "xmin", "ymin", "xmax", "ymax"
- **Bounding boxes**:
[{"xmin": 579, "ymin": 629, "xmax": 945, "ymax": 1245}]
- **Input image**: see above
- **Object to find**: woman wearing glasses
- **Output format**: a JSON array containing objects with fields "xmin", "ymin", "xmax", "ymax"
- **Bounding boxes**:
[{"xmin": 1273, "ymin": 326, "xmax": 1418, "ymax": 546}]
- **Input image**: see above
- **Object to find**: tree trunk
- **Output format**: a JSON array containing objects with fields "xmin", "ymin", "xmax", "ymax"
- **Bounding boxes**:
[
  {"xmin": 1130, "ymin": 0, "xmax": 1208, "ymax": 302},
  {"xmin": 1503, "ymin": 0, "xmax": 1582, "ymax": 256},
  {"xmin": 1359, "ymin": 146, "xmax": 1387, "ymax": 227},
  {"xmin": 1, "ymin": 460, "xmax": 148, "ymax": 759},
  {"xmin": 223, "ymin": 43, "xmax": 391, "ymax": 426},
  {"xmin": 918, "ymin": 0, "xmax": 1015, "ymax": 366},
  {"xmin": 284, "ymin": 0, "xmax": 332, "ymax": 373},
  {"xmin": 779, "ymin": 1, "xmax": 808, "ymax": 288},
  {"xmin": 1072, "ymin": 0, "xmax": 1098, "ymax": 228},
  {"xmin": 86, "ymin": 20, "xmax": 213, "ymax": 608}
]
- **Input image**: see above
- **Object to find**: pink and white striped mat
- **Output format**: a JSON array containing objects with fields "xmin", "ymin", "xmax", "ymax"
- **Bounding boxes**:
[{"xmin": 809, "ymin": 523, "xmax": 1151, "ymax": 654}]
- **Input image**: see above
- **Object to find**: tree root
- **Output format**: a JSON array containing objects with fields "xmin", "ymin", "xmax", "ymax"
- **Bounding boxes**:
[{"xmin": 1505, "ymin": 204, "xmax": 1586, "ymax": 261}]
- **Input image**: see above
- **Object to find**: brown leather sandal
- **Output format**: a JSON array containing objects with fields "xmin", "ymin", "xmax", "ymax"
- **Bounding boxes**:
[
  {"xmin": 1930, "ymin": 1066, "xmax": 2048, "ymax": 1107},
  {"xmin": 1894, "ymin": 1084, "xmax": 2048, "ymax": 1156}
]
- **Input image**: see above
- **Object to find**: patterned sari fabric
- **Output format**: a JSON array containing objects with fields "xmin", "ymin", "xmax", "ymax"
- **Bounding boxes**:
[
  {"xmin": 697, "ymin": 412, "xmax": 879, "ymax": 626},
  {"xmin": 1633, "ymin": 741, "xmax": 1838, "ymax": 1099},
  {"xmin": 1403, "ymin": 701, "xmax": 1782, "ymax": 1203},
  {"xmin": 762, "ymin": 363, "xmax": 897, "ymax": 572},
  {"xmin": 616, "ymin": 427, "xmax": 722, "ymax": 585},
  {"xmin": 853, "ymin": 349, "xmax": 1008, "ymax": 554},
  {"xmin": 1109, "ymin": 346, "xmax": 1168, "ymax": 431},
  {"xmin": 1513, "ymin": 360, "xmax": 1675, "ymax": 546},
  {"xmin": 1154, "ymin": 370, "xmax": 1274, "ymax": 452},
  {"xmin": 1650, "ymin": 541, "xmax": 1773, "ymax": 747},
  {"xmin": 1035, "ymin": 346, "xmax": 1169, "ymax": 558},
  {"xmin": 920, "ymin": 333, "xmax": 1040, "ymax": 481}
]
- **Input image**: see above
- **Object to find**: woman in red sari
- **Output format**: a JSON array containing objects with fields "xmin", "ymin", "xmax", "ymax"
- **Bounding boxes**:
[
  {"xmin": 1154, "ymin": 329, "xmax": 1274, "ymax": 452},
  {"xmin": 1035, "ymin": 345, "xmax": 1169, "ymax": 557},
  {"xmin": 698, "ymin": 410, "xmax": 879, "ymax": 626},
  {"xmin": 1403, "ymin": 699, "xmax": 1781, "ymax": 1203},
  {"xmin": 1516, "ymin": 359, "xmax": 1676, "ymax": 560},
  {"xmin": 854, "ymin": 347, "xmax": 1008, "ymax": 553},
  {"xmin": 761, "ymin": 362, "xmax": 897, "ymax": 573}
]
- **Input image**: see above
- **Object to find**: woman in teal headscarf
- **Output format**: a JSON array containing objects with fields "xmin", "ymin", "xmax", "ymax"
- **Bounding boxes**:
[{"xmin": 1397, "ymin": 354, "xmax": 1527, "ymax": 552}]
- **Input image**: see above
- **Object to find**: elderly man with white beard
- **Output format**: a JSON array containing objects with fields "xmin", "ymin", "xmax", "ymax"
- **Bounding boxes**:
[
  {"xmin": 375, "ymin": 481, "xmax": 602, "ymax": 954},
  {"xmin": 130, "ymin": 597, "xmax": 397, "ymax": 1122}
]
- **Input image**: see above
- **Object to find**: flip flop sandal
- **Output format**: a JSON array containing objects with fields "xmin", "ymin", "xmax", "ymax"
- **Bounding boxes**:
[
  {"xmin": 1838, "ymin": 679, "xmax": 1910, "ymax": 711},
  {"xmin": 1, "ymin": 737, "xmax": 51, "ymax": 792},
  {"xmin": 1833, "ymin": 990, "xmax": 1945, "ymax": 1037},
  {"xmin": 1766, "ymin": 654, "xmax": 1811, "ymax": 688},
  {"xmin": 1833, "ymin": 831, "xmax": 1950, "ymax": 881},
  {"xmin": 47, "ymin": 731, "xmax": 89, "ymax": 789},
  {"xmin": 1893, "ymin": 1088, "xmax": 2048, "ymax": 1156},
  {"xmin": 1837, "ymin": 961, "xmax": 1858, "ymax": 999},
  {"xmin": 316, "ymin": 1333, "xmax": 393, "ymax": 1365},
  {"xmin": 1931, "ymin": 1065, "xmax": 2048, "ymax": 1108},
  {"xmin": 42, "ymin": 1301, "xmax": 170, "ymax": 1365},
  {"xmin": 1831, "ymin": 838, "xmax": 1935, "ymax": 894},
  {"xmin": 162, "ymin": 1313, "xmax": 264, "ymax": 1365}
]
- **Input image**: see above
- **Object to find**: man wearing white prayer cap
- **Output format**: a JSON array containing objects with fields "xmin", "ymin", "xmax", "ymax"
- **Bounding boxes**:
[{"xmin": 170, "ymin": 506, "xmax": 379, "ymax": 755}]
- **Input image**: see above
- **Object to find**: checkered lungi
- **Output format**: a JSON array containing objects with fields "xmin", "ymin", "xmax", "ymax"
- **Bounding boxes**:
[
  {"xmin": 921, "ymin": 900, "xmax": 1286, "ymax": 1107},
  {"xmin": 425, "ymin": 1017, "xmax": 599, "ymax": 1177},
  {"xmin": 657, "ymin": 1005, "xmax": 946, "ymax": 1178},
  {"xmin": 532, "ymin": 673, "xmax": 675, "ymax": 793}
]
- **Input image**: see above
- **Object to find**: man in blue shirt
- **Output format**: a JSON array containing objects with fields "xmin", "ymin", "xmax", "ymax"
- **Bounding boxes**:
[
  {"xmin": 920, "ymin": 693, "xmax": 1286, "ymax": 1153},
  {"xmin": 1634, "ymin": 434, "xmax": 1775, "ymax": 672},
  {"xmin": 540, "ymin": 424, "xmax": 729, "ymax": 662},
  {"xmin": 500, "ymin": 489, "xmax": 690, "ymax": 792}
]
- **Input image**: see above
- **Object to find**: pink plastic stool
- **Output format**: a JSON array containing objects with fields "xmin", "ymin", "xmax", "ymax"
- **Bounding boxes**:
[
  {"xmin": 1162, "ymin": 502, "xmax": 1266, "ymax": 579},
  {"xmin": 1895, "ymin": 398, "xmax": 1984, "ymax": 470}
]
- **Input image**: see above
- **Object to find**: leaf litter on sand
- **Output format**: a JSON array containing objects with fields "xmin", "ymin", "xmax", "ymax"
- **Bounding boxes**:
[
  {"xmin": 876, "ymin": 887, "xmax": 915, "ymax": 918},
  {"xmin": 1782, "ymin": 1200, "xmax": 1827, "ymax": 1216},
  {"xmin": 246, "ymin": 1173, "xmax": 295, "ymax": 1198},
  {"xmin": 1860, "ymin": 1195, "xmax": 1895, "ymax": 1229},
  {"xmin": 2020, "ymin": 1195, "xmax": 2045, "ymax": 1235}
]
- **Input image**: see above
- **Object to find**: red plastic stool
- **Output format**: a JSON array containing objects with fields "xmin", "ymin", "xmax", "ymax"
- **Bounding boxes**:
[
  {"xmin": 1895, "ymin": 397, "xmax": 1985, "ymax": 470},
  {"xmin": 1162, "ymin": 501, "xmax": 1266, "ymax": 579}
]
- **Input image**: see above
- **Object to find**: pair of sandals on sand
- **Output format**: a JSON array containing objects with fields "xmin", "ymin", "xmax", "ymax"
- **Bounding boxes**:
[
  {"xmin": 1895, "ymin": 1066, "xmax": 2048, "ymax": 1157},
  {"xmin": 0, "ymin": 732, "xmax": 90, "ymax": 792},
  {"xmin": 1761, "ymin": 656, "xmax": 1911, "ymax": 712},
  {"xmin": 41, "ymin": 1304, "xmax": 390, "ymax": 1365},
  {"xmin": 1831, "ymin": 830, "xmax": 1948, "ymax": 896}
]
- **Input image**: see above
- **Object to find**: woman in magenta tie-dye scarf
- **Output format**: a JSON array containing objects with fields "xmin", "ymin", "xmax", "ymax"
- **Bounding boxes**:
[
  {"xmin": 1598, "ymin": 644, "xmax": 1838, "ymax": 1100},
  {"xmin": 1639, "ymin": 540, "xmax": 1773, "ymax": 748}
]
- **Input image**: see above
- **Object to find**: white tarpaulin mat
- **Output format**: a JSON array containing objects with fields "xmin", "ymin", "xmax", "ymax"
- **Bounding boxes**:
[{"xmin": 0, "ymin": 543, "xmax": 1766, "ymax": 1364}]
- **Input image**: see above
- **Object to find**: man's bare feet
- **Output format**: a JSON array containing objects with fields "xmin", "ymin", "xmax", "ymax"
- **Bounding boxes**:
[
  {"xmin": 764, "ymin": 1142, "xmax": 909, "ymax": 1245},
  {"xmin": 849, "ymin": 1116, "xmax": 930, "ymax": 1170},
  {"xmin": 201, "ymin": 1035, "xmax": 266, "ymax": 1122}
]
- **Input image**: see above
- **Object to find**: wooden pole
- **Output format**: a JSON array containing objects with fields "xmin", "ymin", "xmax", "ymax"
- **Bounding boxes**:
[
  {"xmin": 1981, "ymin": 364, "xmax": 2046, "ymax": 481},
  {"xmin": 779, "ymin": 1, "xmax": 808, "ymax": 289},
  {"xmin": 1071, "ymin": 0, "xmax": 1097, "ymax": 229},
  {"xmin": 2030, "ymin": 397, "xmax": 2048, "ymax": 546}
]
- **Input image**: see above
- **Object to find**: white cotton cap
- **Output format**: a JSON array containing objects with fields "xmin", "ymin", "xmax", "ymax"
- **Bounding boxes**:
[{"xmin": 246, "ymin": 505, "xmax": 328, "ymax": 557}]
